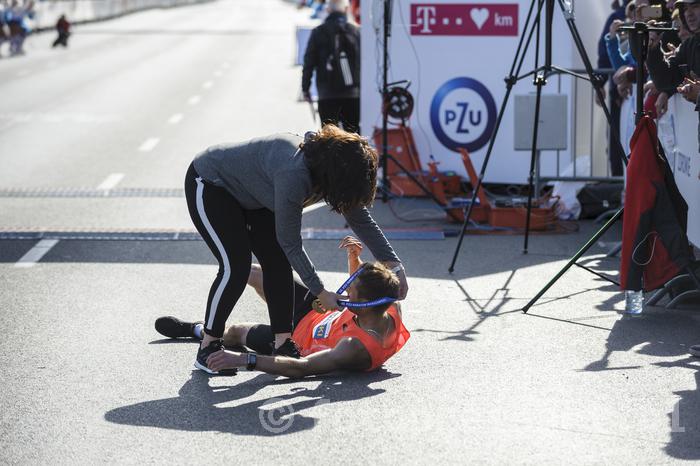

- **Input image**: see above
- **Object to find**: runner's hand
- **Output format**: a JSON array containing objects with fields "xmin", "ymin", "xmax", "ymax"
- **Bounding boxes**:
[
  {"xmin": 206, "ymin": 350, "xmax": 244, "ymax": 372},
  {"xmin": 339, "ymin": 235, "xmax": 363, "ymax": 258}
]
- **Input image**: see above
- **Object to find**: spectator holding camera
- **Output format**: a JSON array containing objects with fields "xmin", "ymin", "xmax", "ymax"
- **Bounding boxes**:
[{"xmin": 647, "ymin": 0, "xmax": 700, "ymax": 117}]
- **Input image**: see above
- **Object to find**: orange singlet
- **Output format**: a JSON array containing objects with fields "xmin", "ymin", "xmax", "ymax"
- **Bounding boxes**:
[{"xmin": 291, "ymin": 305, "xmax": 410, "ymax": 371}]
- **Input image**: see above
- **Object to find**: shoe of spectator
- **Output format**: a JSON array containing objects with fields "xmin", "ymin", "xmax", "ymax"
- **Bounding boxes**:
[{"xmin": 195, "ymin": 339, "xmax": 237, "ymax": 376}]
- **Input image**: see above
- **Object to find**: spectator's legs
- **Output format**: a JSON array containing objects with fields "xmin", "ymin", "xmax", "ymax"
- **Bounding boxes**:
[
  {"xmin": 317, "ymin": 97, "xmax": 342, "ymax": 128},
  {"xmin": 609, "ymin": 85, "xmax": 624, "ymax": 176},
  {"xmin": 338, "ymin": 97, "xmax": 360, "ymax": 133}
]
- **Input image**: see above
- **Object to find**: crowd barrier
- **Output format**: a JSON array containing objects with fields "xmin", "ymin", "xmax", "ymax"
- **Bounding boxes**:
[
  {"xmin": 658, "ymin": 94, "xmax": 700, "ymax": 248},
  {"xmin": 30, "ymin": 0, "xmax": 210, "ymax": 31}
]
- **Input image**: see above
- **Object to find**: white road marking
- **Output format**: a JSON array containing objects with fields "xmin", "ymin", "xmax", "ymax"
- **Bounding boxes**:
[
  {"xmin": 303, "ymin": 202, "xmax": 325, "ymax": 214},
  {"xmin": 214, "ymin": 71, "xmax": 224, "ymax": 77},
  {"xmin": 15, "ymin": 239, "xmax": 59, "ymax": 268},
  {"xmin": 202, "ymin": 80, "xmax": 213, "ymax": 89},
  {"xmin": 188, "ymin": 95, "xmax": 201, "ymax": 105},
  {"xmin": 168, "ymin": 113, "xmax": 184, "ymax": 124},
  {"xmin": 97, "ymin": 173, "xmax": 125, "ymax": 190},
  {"xmin": 222, "ymin": 62, "xmax": 231, "ymax": 69},
  {"xmin": 138, "ymin": 137, "xmax": 160, "ymax": 152}
]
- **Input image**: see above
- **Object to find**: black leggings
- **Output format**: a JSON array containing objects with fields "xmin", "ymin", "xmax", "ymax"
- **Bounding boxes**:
[{"xmin": 184, "ymin": 163, "xmax": 296, "ymax": 337}]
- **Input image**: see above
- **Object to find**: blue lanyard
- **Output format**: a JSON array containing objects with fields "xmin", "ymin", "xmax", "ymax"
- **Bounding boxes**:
[{"xmin": 334, "ymin": 265, "xmax": 396, "ymax": 309}]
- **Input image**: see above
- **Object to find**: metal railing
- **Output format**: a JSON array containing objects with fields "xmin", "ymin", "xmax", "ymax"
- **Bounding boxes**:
[{"xmin": 536, "ymin": 67, "xmax": 625, "ymax": 185}]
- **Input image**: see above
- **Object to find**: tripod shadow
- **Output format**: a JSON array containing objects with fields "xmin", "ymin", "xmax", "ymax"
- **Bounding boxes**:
[
  {"xmin": 654, "ymin": 358, "xmax": 700, "ymax": 459},
  {"xmin": 104, "ymin": 369, "xmax": 399, "ymax": 436},
  {"xmin": 413, "ymin": 271, "xmax": 521, "ymax": 342}
]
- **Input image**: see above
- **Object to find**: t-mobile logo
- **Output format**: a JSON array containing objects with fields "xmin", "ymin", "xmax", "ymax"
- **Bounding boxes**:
[{"xmin": 416, "ymin": 6, "xmax": 437, "ymax": 33}]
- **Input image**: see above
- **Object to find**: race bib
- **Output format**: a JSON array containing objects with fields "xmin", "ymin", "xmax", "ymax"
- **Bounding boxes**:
[{"xmin": 312, "ymin": 311, "xmax": 342, "ymax": 339}]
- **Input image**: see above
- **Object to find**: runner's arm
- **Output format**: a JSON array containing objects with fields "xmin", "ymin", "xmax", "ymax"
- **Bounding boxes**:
[{"xmin": 206, "ymin": 337, "xmax": 371, "ymax": 378}]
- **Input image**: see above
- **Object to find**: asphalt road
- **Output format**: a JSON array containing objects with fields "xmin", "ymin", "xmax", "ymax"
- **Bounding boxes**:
[{"xmin": 1, "ymin": 1, "xmax": 699, "ymax": 464}]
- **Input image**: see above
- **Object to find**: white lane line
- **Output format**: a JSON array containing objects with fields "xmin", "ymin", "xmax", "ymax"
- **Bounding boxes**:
[
  {"xmin": 138, "ymin": 137, "xmax": 160, "ymax": 152},
  {"xmin": 202, "ymin": 80, "xmax": 213, "ymax": 89},
  {"xmin": 303, "ymin": 202, "xmax": 325, "ymax": 214},
  {"xmin": 97, "ymin": 173, "xmax": 125, "ymax": 190},
  {"xmin": 15, "ymin": 239, "xmax": 59, "ymax": 268},
  {"xmin": 168, "ymin": 113, "xmax": 184, "ymax": 124},
  {"xmin": 188, "ymin": 95, "xmax": 201, "ymax": 105}
]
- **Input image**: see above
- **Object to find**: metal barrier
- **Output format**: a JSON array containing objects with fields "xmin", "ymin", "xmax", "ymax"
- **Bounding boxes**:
[{"xmin": 535, "ymin": 68, "xmax": 624, "ymax": 185}]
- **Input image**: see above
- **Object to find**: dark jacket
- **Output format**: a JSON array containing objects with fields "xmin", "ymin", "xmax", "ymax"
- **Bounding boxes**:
[
  {"xmin": 648, "ymin": 33, "xmax": 700, "ymax": 95},
  {"xmin": 302, "ymin": 12, "xmax": 360, "ymax": 100}
]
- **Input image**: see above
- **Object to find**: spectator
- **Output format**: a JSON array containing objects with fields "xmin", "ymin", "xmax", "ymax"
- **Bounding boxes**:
[
  {"xmin": 52, "ymin": 14, "xmax": 70, "ymax": 48},
  {"xmin": 302, "ymin": 0, "xmax": 361, "ymax": 133},
  {"xmin": 0, "ymin": 1, "xmax": 7, "ymax": 58},
  {"xmin": 647, "ymin": 0, "xmax": 700, "ymax": 123},
  {"xmin": 597, "ymin": 0, "xmax": 630, "ymax": 176}
]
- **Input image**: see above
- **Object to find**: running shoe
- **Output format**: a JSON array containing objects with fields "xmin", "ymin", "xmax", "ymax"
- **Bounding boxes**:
[
  {"xmin": 273, "ymin": 338, "xmax": 301, "ymax": 359},
  {"xmin": 195, "ymin": 339, "xmax": 237, "ymax": 376},
  {"xmin": 155, "ymin": 316, "xmax": 202, "ymax": 339}
]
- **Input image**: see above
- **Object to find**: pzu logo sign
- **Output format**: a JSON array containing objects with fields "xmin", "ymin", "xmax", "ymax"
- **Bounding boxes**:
[{"xmin": 430, "ymin": 77, "xmax": 497, "ymax": 152}]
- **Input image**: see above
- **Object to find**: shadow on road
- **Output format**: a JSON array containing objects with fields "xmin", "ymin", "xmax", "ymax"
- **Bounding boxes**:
[
  {"xmin": 579, "ymin": 308, "xmax": 700, "ymax": 459},
  {"xmin": 104, "ymin": 369, "xmax": 399, "ymax": 436},
  {"xmin": 654, "ymin": 358, "xmax": 700, "ymax": 460}
]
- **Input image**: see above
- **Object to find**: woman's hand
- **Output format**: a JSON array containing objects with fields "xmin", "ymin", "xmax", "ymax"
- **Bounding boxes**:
[
  {"xmin": 206, "ymin": 350, "xmax": 245, "ymax": 372},
  {"xmin": 383, "ymin": 261, "xmax": 409, "ymax": 300},
  {"xmin": 315, "ymin": 289, "xmax": 347, "ymax": 312}
]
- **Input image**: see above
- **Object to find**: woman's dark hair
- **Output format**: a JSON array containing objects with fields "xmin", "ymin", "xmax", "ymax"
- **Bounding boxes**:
[
  {"xmin": 301, "ymin": 124, "xmax": 378, "ymax": 214},
  {"xmin": 355, "ymin": 262, "xmax": 400, "ymax": 313}
]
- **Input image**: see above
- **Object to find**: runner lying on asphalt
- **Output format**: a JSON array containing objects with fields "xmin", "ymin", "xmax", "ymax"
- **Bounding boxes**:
[{"xmin": 155, "ymin": 236, "xmax": 410, "ymax": 377}]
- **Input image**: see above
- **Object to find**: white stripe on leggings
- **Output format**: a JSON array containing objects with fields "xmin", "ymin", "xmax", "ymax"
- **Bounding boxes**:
[{"xmin": 195, "ymin": 177, "xmax": 231, "ymax": 331}]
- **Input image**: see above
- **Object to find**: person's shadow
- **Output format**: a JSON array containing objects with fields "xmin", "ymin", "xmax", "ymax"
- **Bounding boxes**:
[
  {"xmin": 655, "ymin": 358, "xmax": 700, "ymax": 460},
  {"xmin": 105, "ymin": 369, "xmax": 400, "ymax": 436}
]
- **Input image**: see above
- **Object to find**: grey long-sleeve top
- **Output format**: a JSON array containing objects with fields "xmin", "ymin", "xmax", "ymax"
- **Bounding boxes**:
[{"xmin": 192, "ymin": 133, "xmax": 400, "ymax": 295}]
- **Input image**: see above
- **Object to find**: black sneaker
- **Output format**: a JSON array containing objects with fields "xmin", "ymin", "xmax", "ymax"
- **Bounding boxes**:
[
  {"xmin": 155, "ymin": 316, "xmax": 202, "ymax": 339},
  {"xmin": 194, "ymin": 339, "xmax": 237, "ymax": 376},
  {"xmin": 273, "ymin": 338, "xmax": 301, "ymax": 359}
]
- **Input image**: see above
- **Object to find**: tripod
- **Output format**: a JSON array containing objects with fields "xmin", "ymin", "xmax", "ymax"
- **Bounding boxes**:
[
  {"xmin": 448, "ymin": 0, "xmax": 627, "ymax": 273},
  {"xmin": 519, "ymin": 20, "xmax": 678, "ymax": 313},
  {"xmin": 377, "ymin": 0, "xmax": 462, "ymax": 222}
]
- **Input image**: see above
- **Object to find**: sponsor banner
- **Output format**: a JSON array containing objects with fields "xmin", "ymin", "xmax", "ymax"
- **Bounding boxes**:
[
  {"xmin": 411, "ymin": 3, "xmax": 518, "ymax": 36},
  {"xmin": 658, "ymin": 95, "xmax": 700, "ymax": 248},
  {"xmin": 360, "ymin": 0, "xmax": 575, "ymax": 183}
]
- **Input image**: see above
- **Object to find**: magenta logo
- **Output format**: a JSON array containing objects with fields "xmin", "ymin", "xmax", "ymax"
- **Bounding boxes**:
[{"xmin": 411, "ymin": 3, "xmax": 518, "ymax": 36}]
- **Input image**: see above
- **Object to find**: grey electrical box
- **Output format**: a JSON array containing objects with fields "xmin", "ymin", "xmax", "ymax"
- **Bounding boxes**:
[{"xmin": 514, "ymin": 94, "xmax": 568, "ymax": 150}]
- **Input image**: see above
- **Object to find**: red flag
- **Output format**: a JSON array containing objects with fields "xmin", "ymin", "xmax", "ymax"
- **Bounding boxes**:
[{"xmin": 620, "ymin": 116, "xmax": 693, "ymax": 291}]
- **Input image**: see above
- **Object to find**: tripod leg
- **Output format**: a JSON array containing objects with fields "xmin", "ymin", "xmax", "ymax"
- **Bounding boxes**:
[
  {"xmin": 448, "ymin": 0, "xmax": 545, "ymax": 273},
  {"xmin": 521, "ymin": 207, "xmax": 623, "ymax": 313},
  {"xmin": 524, "ymin": 75, "xmax": 545, "ymax": 254}
]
